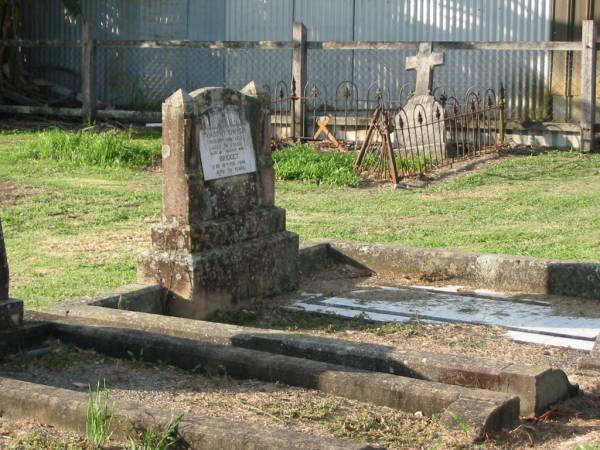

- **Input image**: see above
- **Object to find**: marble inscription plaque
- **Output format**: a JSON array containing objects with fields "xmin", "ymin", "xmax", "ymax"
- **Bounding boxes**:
[{"xmin": 198, "ymin": 109, "xmax": 257, "ymax": 181}]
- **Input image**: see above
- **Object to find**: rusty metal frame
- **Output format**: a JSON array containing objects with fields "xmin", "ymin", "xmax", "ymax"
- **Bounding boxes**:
[{"xmin": 270, "ymin": 81, "xmax": 506, "ymax": 183}]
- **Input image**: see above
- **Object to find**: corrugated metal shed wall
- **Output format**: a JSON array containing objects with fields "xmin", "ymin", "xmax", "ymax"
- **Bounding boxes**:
[
  {"xmin": 352, "ymin": 0, "xmax": 553, "ymax": 119},
  {"xmin": 22, "ymin": 0, "xmax": 553, "ymax": 119}
]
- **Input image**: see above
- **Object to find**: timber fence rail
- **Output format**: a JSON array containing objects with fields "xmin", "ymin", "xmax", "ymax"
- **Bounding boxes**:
[{"xmin": 0, "ymin": 20, "xmax": 597, "ymax": 151}]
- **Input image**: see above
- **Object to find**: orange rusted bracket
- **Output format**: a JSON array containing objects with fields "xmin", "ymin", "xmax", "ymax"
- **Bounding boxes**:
[
  {"xmin": 354, "ymin": 105, "xmax": 399, "ymax": 185},
  {"xmin": 314, "ymin": 115, "xmax": 348, "ymax": 152}
]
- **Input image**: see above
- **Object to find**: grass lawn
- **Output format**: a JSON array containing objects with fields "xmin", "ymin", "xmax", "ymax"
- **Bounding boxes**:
[{"xmin": 1, "ymin": 129, "xmax": 599, "ymax": 309}]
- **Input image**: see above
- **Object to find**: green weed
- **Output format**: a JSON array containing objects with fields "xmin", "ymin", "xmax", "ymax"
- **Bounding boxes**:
[
  {"xmin": 21, "ymin": 128, "xmax": 161, "ymax": 169},
  {"xmin": 272, "ymin": 144, "xmax": 363, "ymax": 187},
  {"xmin": 128, "ymin": 415, "xmax": 183, "ymax": 450},
  {"xmin": 445, "ymin": 411, "xmax": 470, "ymax": 435},
  {"xmin": 85, "ymin": 380, "xmax": 115, "ymax": 449},
  {"xmin": 360, "ymin": 151, "xmax": 431, "ymax": 174}
]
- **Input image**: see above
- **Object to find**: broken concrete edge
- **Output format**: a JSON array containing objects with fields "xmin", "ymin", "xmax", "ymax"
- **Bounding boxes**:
[
  {"xmin": 578, "ymin": 334, "xmax": 600, "ymax": 371},
  {"xmin": 0, "ymin": 298, "xmax": 24, "ymax": 328},
  {"xmin": 442, "ymin": 396, "xmax": 521, "ymax": 442},
  {"xmin": 593, "ymin": 334, "xmax": 600, "ymax": 355},
  {"xmin": 0, "ymin": 377, "xmax": 379, "ymax": 450},
  {"xmin": 579, "ymin": 356, "xmax": 600, "ymax": 372},
  {"xmin": 581, "ymin": 336, "xmax": 600, "ymax": 371},
  {"xmin": 325, "ymin": 240, "xmax": 600, "ymax": 300},
  {"xmin": 33, "ymin": 314, "xmax": 519, "ymax": 441},
  {"xmin": 39, "ymin": 303, "xmax": 578, "ymax": 417}
]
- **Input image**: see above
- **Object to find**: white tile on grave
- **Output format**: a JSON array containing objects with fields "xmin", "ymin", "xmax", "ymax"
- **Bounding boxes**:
[
  {"xmin": 506, "ymin": 331, "xmax": 595, "ymax": 351},
  {"xmin": 472, "ymin": 288, "xmax": 521, "ymax": 299},
  {"xmin": 316, "ymin": 293, "xmax": 600, "ymax": 341},
  {"xmin": 290, "ymin": 302, "xmax": 411, "ymax": 323},
  {"xmin": 407, "ymin": 285, "xmax": 464, "ymax": 294},
  {"xmin": 374, "ymin": 286, "xmax": 403, "ymax": 292}
]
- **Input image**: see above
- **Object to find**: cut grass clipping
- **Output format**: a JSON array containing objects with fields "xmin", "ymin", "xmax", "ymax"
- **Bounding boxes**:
[
  {"xmin": 273, "ymin": 144, "xmax": 363, "ymax": 187},
  {"xmin": 22, "ymin": 128, "xmax": 161, "ymax": 169},
  {"xmin": 86, "ymin": 380, "xmax": 115, "ymax": 448}
]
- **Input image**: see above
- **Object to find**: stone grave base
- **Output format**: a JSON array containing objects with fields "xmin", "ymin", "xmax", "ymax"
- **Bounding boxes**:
[
  {"xmin": 138, "ymin": 230, "xmax": 299, "ymax": 319},
  {"xmin": 0, "ymin": 299, "xmax": 23, "ymax": 328}
]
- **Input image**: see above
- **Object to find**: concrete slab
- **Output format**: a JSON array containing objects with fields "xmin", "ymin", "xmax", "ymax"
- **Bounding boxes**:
[
  {"xmin": 291, "ymin": 286, "xmax": 600, "ymax": 349},
  {"xmin": 506, "ymin": 331, "xmax": 595, "ymax": 351}
]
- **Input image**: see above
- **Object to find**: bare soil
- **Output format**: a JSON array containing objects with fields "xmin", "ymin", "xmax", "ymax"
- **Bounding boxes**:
[
  {"xmin": 0, "ymin": 346, "xmax": 451, "ymax": 449},
  {"xmin": 0, "ymin": 180, "xmax": 38, "ymax": 209}
]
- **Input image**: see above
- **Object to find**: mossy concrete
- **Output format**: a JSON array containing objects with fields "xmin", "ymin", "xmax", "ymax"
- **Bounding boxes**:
[
  {"xmin": 0, "ymin": 321, "xmax": 50, "ymax": 358},
  {"xmin": 44, "ymin": 301, "xmax": 577, "ymax": 417},
  {"xmin": 0, "ymin": 377, "xmax": 378, "ymax": 450},
  {"xmin": 328, "ymin": 241, "xmax": 600, "ymax": 299},
  {"xmin": 37, "ymin": 313, "xmax": 519, "ymax": 441},
  {"xmin": 138, "ymin": 85, "xmax": 299, "ymax": 320}
]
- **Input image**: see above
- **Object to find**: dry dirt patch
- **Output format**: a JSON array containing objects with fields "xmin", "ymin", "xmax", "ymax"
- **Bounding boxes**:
[
  {"xmin": 0, "ymin": 180, "xmax": 39, "ymax": 209},
  {"xmin": 41, "ymin": 226, "xmax": 150, "ymax": 262},
  {"xmin": 0, "ymin": 346, "xmax": 451, "ymax": 449},
  {"xmin": 0, "ymin": 418, "xmax": 90, "ymax": 449}
]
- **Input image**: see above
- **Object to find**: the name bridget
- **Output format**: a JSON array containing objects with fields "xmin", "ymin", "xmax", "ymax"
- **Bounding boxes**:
[{"xmin": 219, "ymin": 153, "xmax": 239, "ymax": 162}]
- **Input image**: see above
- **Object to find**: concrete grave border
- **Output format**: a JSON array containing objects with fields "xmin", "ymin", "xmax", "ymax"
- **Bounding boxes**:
[
  {"xmin": 43, "ymin": 298, "xmax": 577, "ymax": 417},
  {"xmin": 27, "ymin": 312, "xmax": 518, "ymax": 442},
  {"xmin": 0, "ymin": 377, "xmax": 378, "ymax": 450},
  {"xmin": 5, "ymin": 241, "xmax": 586, "ymax": 444},
  {"xmin": 324, "ymin": 241, "xmax": 600, "ymax": 299}
]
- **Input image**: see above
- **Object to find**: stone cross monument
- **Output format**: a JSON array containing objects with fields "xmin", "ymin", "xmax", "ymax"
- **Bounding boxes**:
[
  {"xmin": 0, "ymin": 219, "xmax": 23, "ymax": 328},
  {"xmin": 395, "ymin": 42, "xmax": 447, "ymax": 159},
  {"xmin": 139, "ymin": 82, "xmax": 299, "ymax": 319},
  {"xmin": 405, "ymin": 43, "xmax": 444, "ymax": 96}
]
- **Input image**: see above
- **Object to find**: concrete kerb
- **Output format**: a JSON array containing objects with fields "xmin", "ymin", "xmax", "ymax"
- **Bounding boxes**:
[
  {"xmin": 42, "ymin": 303, "xmax": 577, "ymax": 417},
  {"xmin": 0, "ymin": 321, "xmax": 51, "ymax": 358},
  {"xmin": 326, "ymin": 241, "xmax": 600, "ymax": 299},
  {"xmin": 38, "ymin": 313, "xmax": 518, "ymax": 441},
  {"xmin": 0, "ymin": 377, "xmax": 379, "ymax": 450}
]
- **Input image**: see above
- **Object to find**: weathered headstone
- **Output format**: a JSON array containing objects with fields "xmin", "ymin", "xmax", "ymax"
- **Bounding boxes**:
[
  {"xmin": 395, "ymin": 43, "xmax": 447, "ymax": 161},
  {"xmin": 138, "ymin": 82, "xmax": 299, "ymax": 319},
  {"xmin": 0, "ymin": 219, "xmax": 23, "ymax": 328}
]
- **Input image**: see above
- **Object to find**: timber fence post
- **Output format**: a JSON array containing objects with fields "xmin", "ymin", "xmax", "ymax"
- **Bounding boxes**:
[
  {"xmin": 292, "ymin": 22, "xmax": 307, "ymax": 141},
  {"xmin": 82, "ymin": 21, "xmax": 97, "ymax": 124},
  {"xmin": 581, "ymin": 19, "xmax": 597, "ymax": 153}
]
